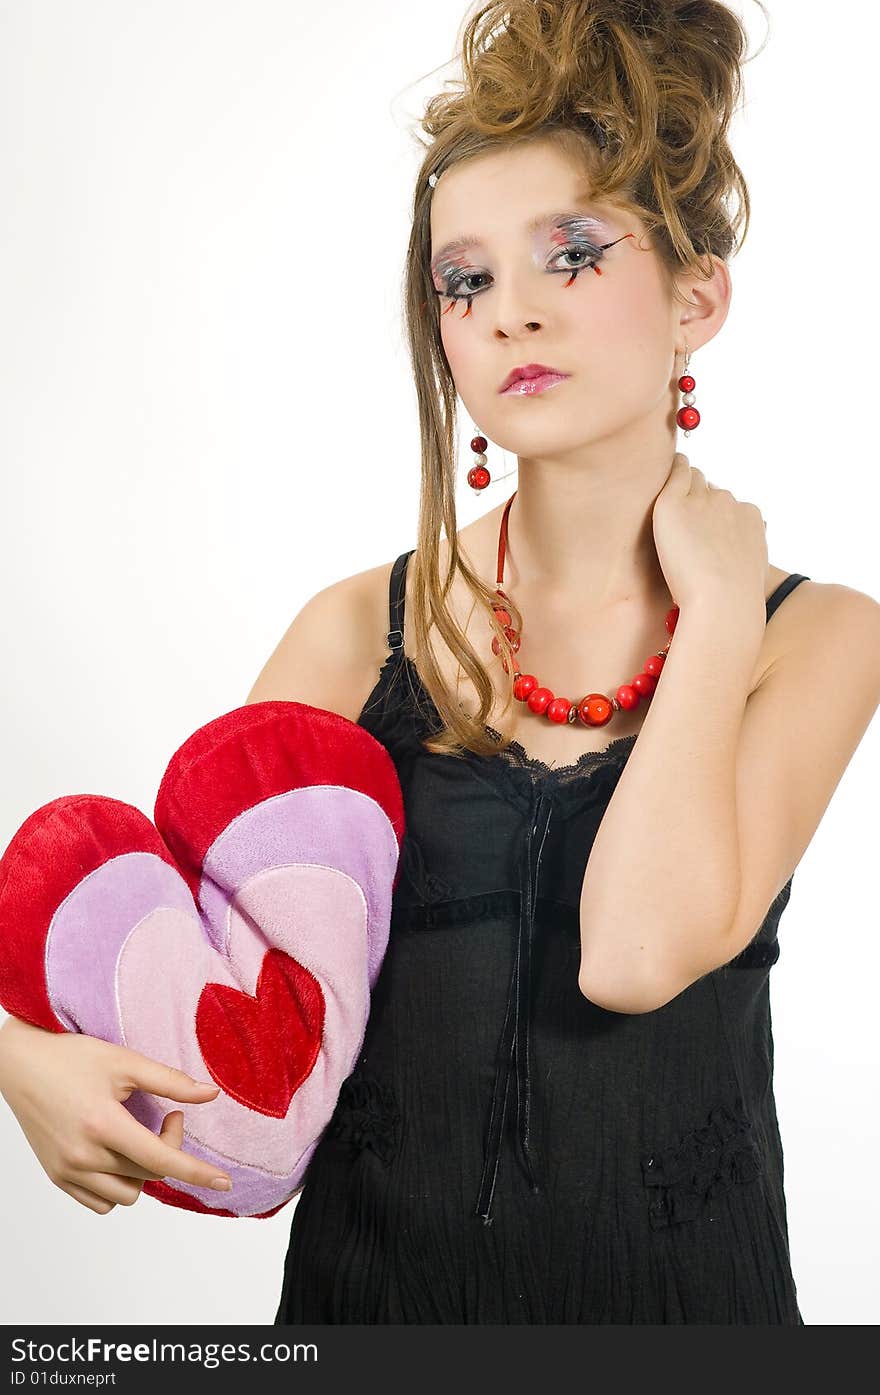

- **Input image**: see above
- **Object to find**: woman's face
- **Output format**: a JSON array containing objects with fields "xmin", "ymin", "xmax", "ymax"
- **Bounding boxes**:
[{"xmin": 429, "ymin": 138, "xmax": 684, "ymax": 457}]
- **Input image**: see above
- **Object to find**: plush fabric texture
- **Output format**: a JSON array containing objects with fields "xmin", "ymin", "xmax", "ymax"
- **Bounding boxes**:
[{"xmin": 0, "ymin": 700, "xmax": 404, "ymax": 1219}]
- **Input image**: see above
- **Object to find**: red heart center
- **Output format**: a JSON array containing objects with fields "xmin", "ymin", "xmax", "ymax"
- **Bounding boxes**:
[{"xmin": 196, "ymin": 949, "xmax": 325, "ymax": 1117}]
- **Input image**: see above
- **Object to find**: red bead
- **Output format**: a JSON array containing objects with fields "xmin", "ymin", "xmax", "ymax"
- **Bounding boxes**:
[
  {"xmin": 577, "ymin": 694, "xmax": 613, "ymax": 728},
  {"xmin": 678, "ymin": 375, "xmax": 695, "ymax": 393},
  {"xmin": 546, "ymin": 697, "xmax": 572, "ymax": 724},
  {"xmin": 615, "ymin": 683, "xmax": 640, "ymax": 711},
  {"xmin": 527, "ymin": 686, "xmax": 554, "ymax": 715},
  {"xmin": 489, "ymin": 575, "xmax": 676, "ymax": 737},
  {"xmin": 470, "ymin": 435, "xmax": 487, "ymax": 453},
  {"xmin": 514, "ymin": 673, "xmax": 538, "ymax": 701},
  {"xmin": 676, "ymin": 405, "xmax": 700, "ymax": 431},
  {"xmin": 467, "ymin": 465, "xmax": 491, "ymax": 490}
]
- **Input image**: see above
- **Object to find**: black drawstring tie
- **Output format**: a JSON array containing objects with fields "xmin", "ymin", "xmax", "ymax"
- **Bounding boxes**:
[{"xmin": 474, "ymin": 789, "xmax": 554, "ymax": 1225}]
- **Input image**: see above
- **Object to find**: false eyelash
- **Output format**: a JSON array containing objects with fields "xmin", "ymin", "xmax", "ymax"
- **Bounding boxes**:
[{"xmin": 433, "ymin": 232, "xmax": 635, "ymax": 318}]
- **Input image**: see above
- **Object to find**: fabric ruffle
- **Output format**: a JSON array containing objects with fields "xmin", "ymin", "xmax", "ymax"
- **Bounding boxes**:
[
  {"xmin": 468, "ymin": 727, "xmax": 636, "ymax": 820},
  {"xmin": 641, "ymin": 1100, "xmax": 763, "ymax": 1229},
  {"xmin": 327, "ymin": 1069, "xmax": 401, "ymax": 1165}
]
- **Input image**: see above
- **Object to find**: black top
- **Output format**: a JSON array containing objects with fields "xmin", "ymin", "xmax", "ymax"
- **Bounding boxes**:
[{"xmin": 275, "ymin": 558, "xmax": 811, "ymax": 1324}]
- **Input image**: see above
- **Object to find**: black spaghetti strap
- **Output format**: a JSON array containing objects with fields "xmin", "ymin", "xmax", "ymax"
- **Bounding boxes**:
[
  {"xmin": 765, "ymin": 573, "xmax": 810, "ymax": 623},
  {"xmin": 386, "ymin": 549, "xmax": 415, "ymax": 653}
]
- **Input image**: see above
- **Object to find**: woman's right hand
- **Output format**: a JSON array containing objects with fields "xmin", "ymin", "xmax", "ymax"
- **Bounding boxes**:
[{"xmin": 0, "ymin": 1015, "xmax": 233, "ymax": 1214}]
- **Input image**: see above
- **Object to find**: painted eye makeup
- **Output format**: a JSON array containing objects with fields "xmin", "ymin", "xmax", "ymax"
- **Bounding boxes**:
[{"xmin": 430, "ymin": 218, "xmax": 636, "ymax": 319}]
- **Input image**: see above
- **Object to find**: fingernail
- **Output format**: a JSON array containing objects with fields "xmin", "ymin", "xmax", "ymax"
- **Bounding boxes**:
[{"xmin": 211, "ymin": 1176, "xmax": 232, "ymax": 1191}]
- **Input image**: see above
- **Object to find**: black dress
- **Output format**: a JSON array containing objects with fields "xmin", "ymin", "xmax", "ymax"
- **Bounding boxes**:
[{"xmin": 274, "ymin": 554, "xmax": 810, "ymax": 1324}]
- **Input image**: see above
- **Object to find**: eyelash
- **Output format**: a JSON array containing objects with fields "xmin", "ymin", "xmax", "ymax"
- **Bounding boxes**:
[{"xmin": 433, "ymin": 233, "xmax": 634, "ymax": 317}]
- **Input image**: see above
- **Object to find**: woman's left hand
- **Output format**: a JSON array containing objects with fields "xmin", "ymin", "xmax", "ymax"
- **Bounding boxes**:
[{"xmin": 652, "ymin": 453, "xmax": 769, "ymax": 618}]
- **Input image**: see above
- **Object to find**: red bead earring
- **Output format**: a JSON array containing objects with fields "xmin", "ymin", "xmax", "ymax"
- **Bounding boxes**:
[
  {"xmin": 676, "ymin": 349, "xmax": 700, "ymax": 436},
  {"xmin": 467, "ymin": 433, "xmax": 491, "ymax": 491}
]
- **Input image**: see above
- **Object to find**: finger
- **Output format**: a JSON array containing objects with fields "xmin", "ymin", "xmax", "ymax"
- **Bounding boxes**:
[
  {"xmin": 96, "ymin": 1148, "xmax": 165, "ymax": 1182},
  {"xmin": 99, "ymin": 1102, "xmax": 232, "ymax": 1191},
  {"xmin": 73, "ymin": 1110, "xmax": 181, "ymax": 1177},
  {"xmin": 661, "ymin": 453, "xmax": 690, "ymax": 493},
  {"xmin": 112, "ymin": 1052, "xmax": 221, "ymax": 1107},
  {"xmin": 68, "ymin": 1111, "xmax": 196, "ymax": 1204},
  {"xmin": 161, "ymin": 1108, "xmax": 184, "ymax": 1141},
  {"xmin": 93, "ymin": 1109, "xmax": 186, "ymax": 1183},
  {"xmin": 60, "ymin": 1180, "xmax": 117, "ymax": 1215},
  {"xmin": 159, "ymin": 1108, "xmax": 185, "ymax": 1155},
  {"xmin": 65, "ymin": 1168, "xmax": 145, "ymax": 1207}
]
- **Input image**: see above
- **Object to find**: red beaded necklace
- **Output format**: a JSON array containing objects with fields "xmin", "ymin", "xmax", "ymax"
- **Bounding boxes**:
[{"xmin": 491, "ymin": 491, "xmax": 681, "ymax": 731}]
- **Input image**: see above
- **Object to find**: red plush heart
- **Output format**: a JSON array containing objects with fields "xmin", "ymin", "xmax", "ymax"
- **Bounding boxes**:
[
  {"xmin": 0, "ymin": 699, "xmax": 406, "ymax": 1217},
  {"xmin": 196, "ymin": 948, "xmax": 325, "ymax": 1118}
]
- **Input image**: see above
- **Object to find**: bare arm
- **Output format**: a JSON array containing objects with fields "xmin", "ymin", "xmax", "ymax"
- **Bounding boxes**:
[
  {"xmin": 578, "ymin": 594, "xmax": 761, "ymax": 1014},
  {"xmin": 578, "ymin": 584, "xmax": 880, "ymax": 1014}
]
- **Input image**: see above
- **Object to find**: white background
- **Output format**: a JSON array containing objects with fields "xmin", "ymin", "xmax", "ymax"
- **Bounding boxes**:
[{"xmin": 0, "ymin": 0, "xmax": 877, "ymax": 1325}]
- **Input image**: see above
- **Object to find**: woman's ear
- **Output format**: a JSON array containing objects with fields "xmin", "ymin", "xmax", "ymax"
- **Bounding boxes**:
[{"xmin": 672, "ymin": 253, "xmax": 732, "ymax": 353}]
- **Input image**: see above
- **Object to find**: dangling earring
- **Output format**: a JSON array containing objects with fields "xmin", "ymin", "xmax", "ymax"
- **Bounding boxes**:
[
  {"xmin": 676, "ymin": 349, "xmax": 700, "ymax": 436},
  {"xmin": 467, "ymin": 433, "xmax": 490, "ymax": 491},
  {"xmin": 464, "ymin": 429, "xmax": 517, "ymax": 492}
]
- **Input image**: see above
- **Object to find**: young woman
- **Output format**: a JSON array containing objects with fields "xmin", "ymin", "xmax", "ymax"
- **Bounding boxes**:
[{"xmin": 1, "ymin": 0, "xmax": 879, "ymax": 1324}]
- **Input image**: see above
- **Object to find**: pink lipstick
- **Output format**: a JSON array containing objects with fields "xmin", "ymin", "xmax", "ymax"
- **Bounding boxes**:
[
  {"xmin": 500, "ymin": 371, "xmax": 570, "ymax": 396},
  {"xmin": 499, "ymin": 362, "xmax": 571, "ymax": 396}
]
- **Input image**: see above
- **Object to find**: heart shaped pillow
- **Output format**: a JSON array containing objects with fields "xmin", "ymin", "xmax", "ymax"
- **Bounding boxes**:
[{"xmin": 0, "ymin": 700, "xmax": 404, "ymax": 1219}]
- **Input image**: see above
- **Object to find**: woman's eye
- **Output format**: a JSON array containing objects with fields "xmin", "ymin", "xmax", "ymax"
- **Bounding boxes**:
[
  {"xmin": 442, "ymin": 271, "xmax": 490, "ymax": 300},
  {"xmin": 438, "ymin": 242, "xmax": 606, "ymax": 302},
  {"xmin": 549, "ymin": 242, "xmax": 603, "ymax": 271}
]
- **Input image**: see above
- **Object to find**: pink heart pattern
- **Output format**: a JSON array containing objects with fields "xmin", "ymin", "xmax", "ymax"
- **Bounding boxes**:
[{"xmin": 0, "ymin": 700, "xmax": 404, "ymax": 1218}]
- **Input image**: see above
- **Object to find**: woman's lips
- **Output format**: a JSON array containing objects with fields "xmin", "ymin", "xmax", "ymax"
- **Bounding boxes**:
[{"xmin": 500, "ymin": 372, "xmax": 570, "ymax": 396}]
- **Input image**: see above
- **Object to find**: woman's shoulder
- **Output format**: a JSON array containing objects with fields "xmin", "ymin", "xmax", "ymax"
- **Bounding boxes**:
[
  {"xmin": 757, "ymin": 566, "xmax": 880, "ymax": 689},
  {"xmin": 245, "ymin": 560, "xmax": 404, "ymax": 722}
]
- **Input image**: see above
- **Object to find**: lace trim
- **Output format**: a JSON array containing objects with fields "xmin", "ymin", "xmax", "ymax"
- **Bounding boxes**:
[
  {"xmin": 641, "ymin": 1100, "xmax": 762, "ymax": 1229},
  {"xmin": 399, "ymin": 652, "xmax": 640, "ymax": 781},
  {"xmin": 327, "ymin": 1069, "xmax": 400, "ymax": 1165},
  {"xmin": 483, "ymin": 722, "xmax": 639, "ymax": 786}
]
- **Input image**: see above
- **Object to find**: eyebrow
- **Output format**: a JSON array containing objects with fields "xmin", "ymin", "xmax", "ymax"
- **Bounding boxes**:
[{"xmin": 430, "ymin": 201, "xmax": 609, "ymax": 273}]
